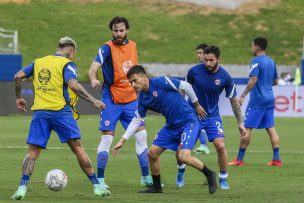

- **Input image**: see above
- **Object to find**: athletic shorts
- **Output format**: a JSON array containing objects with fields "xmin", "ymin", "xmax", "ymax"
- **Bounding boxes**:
[
  {"xmin": 244, "ymin": 106, "xmax": 274, "ymax": 129},
  {"xmin": 199, "ymin": 116, "xmax": 225, "ymax": 142},
  {"xmin": 153, "ymin": 122, "xmax": 199, "ymax": 151},
  {"xmin": 27, "ymin": 117, "xmax": 81, "ymax": 149},
  {"xmin": 99, "ymin": 99, "xmax": 144, "ymax": 131}
]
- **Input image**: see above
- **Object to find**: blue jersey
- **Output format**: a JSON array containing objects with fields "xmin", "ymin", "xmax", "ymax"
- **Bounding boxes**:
[
  {"xmin": 187, "ymin": 64, "xmax": 237, "ymax": 117},
  {"xmin": 23, "ymin": 54, "xmax": 78, "ymax": 119},
  {"xmin": 248, "ymin": 55, "xmax": 278, "ymax": 108},
  {"xmin": 138, "ymin": 76, "xmax": 198, "ymax": 128},
  {"xmin": 94, "ymin": 39, "xmax": 130, "ymax": 100}
]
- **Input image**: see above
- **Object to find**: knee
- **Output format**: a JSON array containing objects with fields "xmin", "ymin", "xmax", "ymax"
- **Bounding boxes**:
[
  {"xmin": 178, "ymin": 152, "xmax": 190, "ymax": 164},
  {"xmin": 148, "ymin": 149, "xmax": 158, "ymax": 161},
  {"xmin": 215, "ymin": 141, "xmax": 226, "ymax": 153}
]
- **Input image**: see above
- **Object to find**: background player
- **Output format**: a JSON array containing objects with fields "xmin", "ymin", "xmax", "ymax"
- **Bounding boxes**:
[
  {"xmin": 11, "ymin": 37, "xmax": 110, "ymax": 200},
  {"xmin": 183, "ymin": 45, "xmax": 246, "ymax": 190},
  {"xmin": 228, "ymin": 37, "xmax": 282, "ymax": 167},
  {"xmin": 88, "ymin": 16, "xmax": 151, "ymax": 189},
  {"xmin": 112, "ymin": 65, "xmax": 217, "ymax": 194}
]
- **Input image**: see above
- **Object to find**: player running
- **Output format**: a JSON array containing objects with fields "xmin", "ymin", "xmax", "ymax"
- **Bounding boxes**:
[
  {"xmin": 112, "ymin": 65, "xmax": 217, "ymax": 194},
  {"xmin": 228, "ymin": 37, "xmax": 283, "ymax": 167},
  {"xmin": 178, "ymin": 45, "xmax": 246, "ymax": 190},
  {"xmin": 11, "ymin": 37, "xmax": 110, "ymax": 200},
  {"xmin": 88, "ymin": 16, "xmax": 151, "ymax": 189}
]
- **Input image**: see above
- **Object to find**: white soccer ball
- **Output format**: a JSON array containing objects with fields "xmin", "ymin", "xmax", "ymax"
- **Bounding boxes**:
[{"xmin": 45, "ymin": 169, "xmax": 67, "ymax": 191}]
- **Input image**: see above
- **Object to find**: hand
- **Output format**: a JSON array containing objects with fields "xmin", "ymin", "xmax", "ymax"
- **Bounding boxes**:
[
  {"xmin": 238, "ymin": 96, "xmax": 245, "ymax": 106},
  {"xmin": 112, "ymin": 138, "xmax": 126, "ymax": 157},
  {"xmin": 238, "ymin": 124, "xmax": 247, "ymax": 138},
  {"xmin": 91, "ymin": 79, "xmax": 101, "ymax": 89},
  {"xmin": 195, "ymin": 105, "xmax": 207, "ymax": 119},
  {"xmin": 93, "ymin": 100, "xmax": 106, "ymax": 110},
  {"xmin": 16, "ymin": 98, "xmax": 27, "ymax": 112}
]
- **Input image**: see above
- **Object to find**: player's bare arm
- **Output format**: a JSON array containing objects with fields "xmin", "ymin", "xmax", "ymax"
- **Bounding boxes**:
[
  {"xmin": 88, "ymin": 61, "xmax": 102, "ymax": 88},
  {"xmin": 230, "ymin": 97, "xmax": 246, "ymax": 137},
  {"xmin": 14, "ymin": 70, "xmax": 28, "ymax": 112},
  {"xmin": 67, "ymin": 79, "xmax": 106, "ymax": 110},
  {"xmin": 239, "ymin": 76, "xmax": 257, "ymax": 106},
  {"xmin": 273, "ymin": 79, "xmax": 278, "ymax": 86}
]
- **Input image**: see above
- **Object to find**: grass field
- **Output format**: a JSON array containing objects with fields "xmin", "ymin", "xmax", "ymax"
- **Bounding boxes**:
[
  {"xmin": 0, "ymin": 0, "xmax": 304, "ymax": 80},
  {"xmin": 0, "ymin": 115, "xmax": 303, "ymax": 202}
]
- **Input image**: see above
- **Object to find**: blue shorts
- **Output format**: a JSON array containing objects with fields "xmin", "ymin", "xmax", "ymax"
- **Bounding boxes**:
[
  {"xmin": 244, "ymin": 106, "xmax": 274, "ymax": 129},
  {"xmin": 27, "ymin": 117, "xmax": 81, "ymax": 149},
  {"xmin": 199, "ymin": 116, "xmax": 225, "ymax": 142},
  {"xmin": 153, "ymin": 122, "xmax": 199, "ymax": 151},
  {"xmin": 99, "ymin": 99, "xmax": 144, "ymax": 131}
]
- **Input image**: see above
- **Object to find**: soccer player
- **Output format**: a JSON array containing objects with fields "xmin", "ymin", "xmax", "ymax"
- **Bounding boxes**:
[
  {"xmin": 112, "ymin": 65, "xmax": 217, "ymax": 194},
  {"xmin": 88, "ymin": 16, "xmax": 151, "ymax": 189},
  {"xmin": 11, "ymin": 37, "xmax": 110, "ymax": 200},
  {"xmin": 183, "ymin": 45, "xmax": 246, "ymax": 190},
  {"xmin": 228, "ymin": 37, "xmax": 282, "ymax": 167},
  {"xmin": 194, "ymin": 43, "xmax": 210, "ymax": 155}
]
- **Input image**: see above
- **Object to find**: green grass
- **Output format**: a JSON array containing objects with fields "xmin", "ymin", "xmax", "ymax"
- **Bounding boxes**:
[
  {"xmin": 0, "ymin": 0, "xmax": 304, "ymax": 80},
  {"xmin": 0, "ymin": 115, "xmax": 303, "ymax": 202}
]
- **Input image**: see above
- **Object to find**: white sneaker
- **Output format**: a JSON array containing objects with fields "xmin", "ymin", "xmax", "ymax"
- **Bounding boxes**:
[
  {"xmin": 98, "ymin": 178, "xmax": 109, "ymax": 189},
  {"xmin": 11, "ymin": 185, "xmax": 27, "ymax": 200}
]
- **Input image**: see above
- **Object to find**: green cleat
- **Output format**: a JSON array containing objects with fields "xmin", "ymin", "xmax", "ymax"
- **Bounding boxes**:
[
  {"xmin": 97, "ymin": 178, "xmax": 109, "ymax": 189},
  {"xmin": 11, "ymin": 185, "xmax": 27, "ymax": 200},
  {"xmin": 93, "ymin": 184, "xmax": 110, "ymax": 197},
  {"xmin": 140, "ymin": 175, "xmax": 153, "ymax": 187},
  {"xmin": 195, "ymin": 144, "xmax": 210, "ymax": 155}
]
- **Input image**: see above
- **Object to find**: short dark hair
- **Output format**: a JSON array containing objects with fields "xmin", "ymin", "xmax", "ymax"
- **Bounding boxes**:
[
  {"xmin": 204, "ymin": 45, "xmax": 220, "ymax": 58},
  {"xmin": 127, "ymin": 65, "xmax": 146, "ymax": 79},
  {"xmin": 109, "ymin": 16, "xmax": 129, "ymax": 30},
  {"xmin": 196, "ymin": 43, "xmax": 208, "ymax": 50},
  {"xmin": 253, "ymin": 37, "xmax": 268, "ymax": 50}
]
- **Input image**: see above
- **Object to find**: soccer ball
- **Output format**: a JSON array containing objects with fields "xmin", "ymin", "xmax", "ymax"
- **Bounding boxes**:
[{"xmin": 45, "ymin": 169, "xmax": 67, "ymax": 191}]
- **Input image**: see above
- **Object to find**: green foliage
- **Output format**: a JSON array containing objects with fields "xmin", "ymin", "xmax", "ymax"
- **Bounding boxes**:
[
  {"xmin": 0, "ymin": 115, "xmax": 303, "ymax": 202},
  {"xmin": 0, "ymin": 0, "xmax": 303, "ymax": 81}
]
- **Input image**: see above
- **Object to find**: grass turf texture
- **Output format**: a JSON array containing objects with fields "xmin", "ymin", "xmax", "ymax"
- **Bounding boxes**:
[
  {"xmin": 0, "ymin": 0, "xmax": 304, "ymax": 81},
  {"xmin": 0, "ymin": 115, "xmax": 303, "ymax": 202}
]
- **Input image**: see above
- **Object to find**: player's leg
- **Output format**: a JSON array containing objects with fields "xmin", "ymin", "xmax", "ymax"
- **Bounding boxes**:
[
  {"xmin": 266, "ymin": 127, "xmax": 282, "ymax": 166},
  {"xmin": 11, "ymin": 118, "xmax": 50, "ymax": 200},
  {"xmin": 139, "ymin": 145, "xmax": 165, "ymax": 193},
  {"xmin": 196, "ymin": 129, "xmax": 210, "ymax": 154},
  {"xmin": 177, "ymin": 123, "xmax": 217, "ymax": 194},
  {"xmin": 121, "ymin": 100, "xmax": 151, "ymax": 187},
  {"xmin": 97, "ymin": 99, "xmax": 121, "ymax": 188},
  {"xmin": 53, "ymin": 117, "xmax": 110, "ymax": 196}
]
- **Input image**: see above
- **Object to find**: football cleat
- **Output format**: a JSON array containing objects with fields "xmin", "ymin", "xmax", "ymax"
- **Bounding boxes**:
[
  {"xmin": 176, "ymin": 171, "xmax": 185, "ymax": 188},
  {"xmin": 98, "ymin": 178, "xmax": 109, "ymax": 189},
  {"xmin": 206, "ymin": 171, "xmax": 217, "ymax": 194},
  {"xmin": 195, "ymin": 145, "xmax": 210, "ymax": 154},
  {"xmin": 11, "ymin": 185, "xmax": 27, "ymax": 200},
  {"xmin": 228, "ymin": 159, "xmax": 245, "ymax": 166},
  {"xmin": 140, "ymin": 175, "xmax": 153, "ymax": 187},
  {"xmin": 93, "ymin": 184, "xmax": 110, "ymax": 197},
  {"xmin": 267, "ymin": 160, "xmax": 283, "ymax": 167},
  {"xmin": 219, "ymin": 178, "xmax": 230, "ymax": 189}
]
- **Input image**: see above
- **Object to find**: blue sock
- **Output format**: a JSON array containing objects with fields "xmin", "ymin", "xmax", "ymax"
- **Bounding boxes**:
[
  {"xmin": 88, "ymin": 173, "xmax": 99, "ymax": 185},
  {"xmin": 219, "ymin": 170, "xmax": 228, "ymax": 181},
  {"xmin": 237, "ymin": 148, "xmax": 246, "ymax": 161},
  {"xmin": 199, "ymin": 130, "xmax": 207, "ymax": 145},
  {"xmin": 97, "ymin": 151, "xmax": 108, "ymax": 178},
  {"xmin": 178, "ymin": 167, "xmax": 185, "ymax": 174},
  {"xmin": 19, "ymin": 175, "xmax": 30, "ymax": 186},
  {"xmin": 137, "ymin": 148, "xmax": 149, "ymax": 176},
  {"xmin": 177, "ymin": 164, "xmax": 185, "ymax": 174},
  {"xmin": 273, "ymin": 147, "xmax": 280, "ymax": 161}
]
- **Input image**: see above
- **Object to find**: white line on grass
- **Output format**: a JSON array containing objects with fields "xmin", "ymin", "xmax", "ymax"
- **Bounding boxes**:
[{"xmin": 0, "ymin": 145, "xmax": 303, "ymax": 154}]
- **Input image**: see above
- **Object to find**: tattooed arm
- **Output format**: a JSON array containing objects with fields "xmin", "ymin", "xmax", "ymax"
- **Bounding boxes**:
[
  {"xmin": 67, "ymin": 79, "xmax": 106, "ymax": 110},
  {"xmin": 14, "ymin": 70, "xmax": 28, "ymax": 112},
  {"xmin": 230, "ymin": 97, "xmax": 246, "ymax": 137}
]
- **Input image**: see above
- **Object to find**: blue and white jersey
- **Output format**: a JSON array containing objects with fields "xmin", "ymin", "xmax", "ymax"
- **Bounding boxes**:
[
  {"xmin": 187, "ymin": 64, "xmax": 237, "ymax": 117},
  {"xmin": 22, "ymin": 54, "xmax": 77, "ymax": 119},
  {"xmin": 138, "ymin": 76, "xmax": 198, "ymax": 128},
  {"xmin": 248, "ymin": 55, "xmax": 278, "ymax": 108}
]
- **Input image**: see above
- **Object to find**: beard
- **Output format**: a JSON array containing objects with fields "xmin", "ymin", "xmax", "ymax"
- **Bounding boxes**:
[
  {"xmin": 206, "ymin": 62, "xmax": 219, "ymax": 72},
  {"xmin": 113, "ymin": 34, "xmax": 127, "ymax": 45}
]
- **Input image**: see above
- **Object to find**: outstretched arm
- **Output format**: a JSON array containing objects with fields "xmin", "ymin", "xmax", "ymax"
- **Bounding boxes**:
[
  {"xmin": 67, "ymin": 79, "xmax": 105, "ymax": 110},
  {"xmin": 88, "ymin": 61, "xmax": 102, "ymax": 89},
  {"xmin": 230, "ymin": 97, "xmax": 246, "ymax": 137},
  {"xmin": 14, "ymin": 70, "xmax": 28, "ymax": 112}
]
